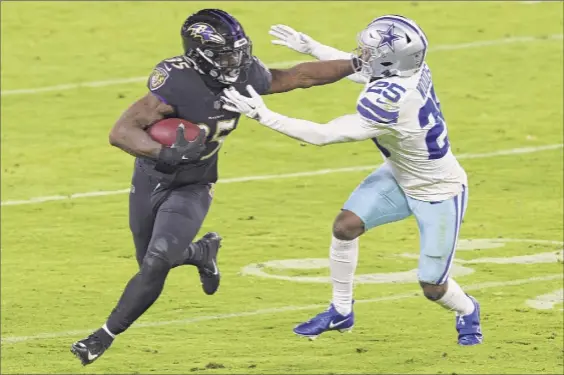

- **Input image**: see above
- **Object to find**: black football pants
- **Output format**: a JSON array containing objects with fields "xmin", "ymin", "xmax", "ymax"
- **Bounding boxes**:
[{"xmin": 105, "ymin": 164, "xmax": 213, "ymax": 335}]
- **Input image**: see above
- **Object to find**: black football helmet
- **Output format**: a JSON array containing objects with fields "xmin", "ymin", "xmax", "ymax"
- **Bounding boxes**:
[{"xmin": 181, "ymin": 9, "xmax": 253, "ymax": 84}]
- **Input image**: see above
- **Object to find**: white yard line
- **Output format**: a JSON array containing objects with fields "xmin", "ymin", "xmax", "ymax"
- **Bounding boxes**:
[
  {"xmin": 2, "ymin": 143, "xmax": 562, "ymax": 207},
  {"xmin": 1, "ymin": 274, "xmax": 560, "ymax": 344},
  {"xmin": 1, "ymin": 34, "xmax": 562, "ymax": 97}
]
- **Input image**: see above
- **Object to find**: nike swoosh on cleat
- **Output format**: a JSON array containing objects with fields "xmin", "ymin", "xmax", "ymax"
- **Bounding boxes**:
[
  {"xmin": 202, "ymin": 260, "xmax": 219, "ymax": 277},
  {"xmin": 87, "ymin": 352, "xmax": 98, "ymax": 361},
  {"xmin": 328, "ymin": 317, "xmax": 350, "ymax": 329},
  {"xmin": 210, "ymin": 260, "xmax": 218, "ymax": 276}
]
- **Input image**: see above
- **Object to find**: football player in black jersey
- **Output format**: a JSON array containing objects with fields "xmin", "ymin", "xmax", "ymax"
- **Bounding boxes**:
[{"xmin": 71, "ymin": 8, "xmax": 358, "ymax": 366}]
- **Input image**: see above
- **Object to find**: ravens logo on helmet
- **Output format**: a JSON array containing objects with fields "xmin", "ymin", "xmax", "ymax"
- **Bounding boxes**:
[{"xmin": 181, "ymin": 9, "xmax": 253, "ymax": 84}]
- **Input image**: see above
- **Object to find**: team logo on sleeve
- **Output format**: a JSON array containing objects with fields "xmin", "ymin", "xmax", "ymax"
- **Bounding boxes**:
[
  {"xmin": 186, "ymin": 23, "xmax": 226, "ymax": 45},
  {"xmin": 149, "ymin": 67, "xmax": 169, "ymax": 91}
]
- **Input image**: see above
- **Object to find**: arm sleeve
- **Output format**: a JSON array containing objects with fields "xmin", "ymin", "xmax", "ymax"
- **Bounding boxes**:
[
  {"xmin": 309, "ymin": 41, "xmax": 366, "ymax": 84},
  {"xmin": 256, "ymin": 110, "xmax": 391, "ymax": 146}
]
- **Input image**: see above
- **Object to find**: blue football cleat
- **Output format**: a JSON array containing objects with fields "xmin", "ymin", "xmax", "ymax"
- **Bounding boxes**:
[
  {"xmin": 293, "ymin": 303, "xmax": 354, "ymax": 340},
  {"xmin": 456, "ymin": 295, "xmax": 483, "ymax": 346}
]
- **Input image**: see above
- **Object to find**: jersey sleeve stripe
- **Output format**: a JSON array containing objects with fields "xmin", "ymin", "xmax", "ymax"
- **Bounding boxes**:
[
  {"xmin": 151, "ymin": 92, "xmax": 170, "ymax": 105},
  {"xmin": 358, "ymin": 98, "xmax": 399, "ymax": 124},
  {"xmin": 357, "ymin": 103, "xmax": 395, "ymax": 125}
]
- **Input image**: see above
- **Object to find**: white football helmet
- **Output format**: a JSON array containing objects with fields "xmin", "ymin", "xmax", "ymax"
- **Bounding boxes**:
[{"xmin": 355, "ymin": 15, "xmax": 428, "ymax": 79}]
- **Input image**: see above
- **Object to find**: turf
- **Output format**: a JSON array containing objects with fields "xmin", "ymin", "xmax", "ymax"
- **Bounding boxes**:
[{"xmin": 1, "ymin": 1, "xmax": 563, "ymax": 374}]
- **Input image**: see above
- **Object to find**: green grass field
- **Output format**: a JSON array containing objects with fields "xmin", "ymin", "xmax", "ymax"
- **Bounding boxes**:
[{"xmin": 1, "ymin": 1, "xmax": 563, "ymax": 374}]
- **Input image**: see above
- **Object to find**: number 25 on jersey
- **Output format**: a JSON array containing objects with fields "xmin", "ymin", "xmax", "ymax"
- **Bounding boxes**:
[{"xmin": 370, "ymin": 81, "xmax": 450, "ymax": 160}]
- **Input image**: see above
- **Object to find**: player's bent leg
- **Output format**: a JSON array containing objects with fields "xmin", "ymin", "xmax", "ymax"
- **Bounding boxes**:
[
  {"xmin": 293, "ymin": 210, "xmax": 361, "ymax": 340},
  {"xmin": 330, "ymin": 210, "xmax": 362, "ymax": 314},
  {"xmin": 409, "ymin": 186, "xmax": 482, "ymax": 346},
  {"xmin": 419, "ymin": 278, "xmax": 482, "ymax": 346},
  {"xmin": 158, "ymin": 183, "xmax": 219, "ymax": 295},
  {"xmin": 71, "ymin": 184, "xmax": 216, "ymax": 365},
  {"xmin": 172, "ymin": 232, "xmax": 223, "ymax": 295},
  {"xmin": 294, "ymin": 164, "xmax": 412, "ymax": 340},
  {"xmin": 70, "ymin": 253, "xmax": 171, "ymax": 366},
  {"xmin": 129, "ymin": 164, "xmax": 160, "ymax": 267},
  {"xmin": 333, "ymin": 209, "xmax": 365, "ymax": 240}
]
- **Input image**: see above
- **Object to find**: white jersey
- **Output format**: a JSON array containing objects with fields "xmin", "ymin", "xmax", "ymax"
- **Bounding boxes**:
[
  {"xmin": 254, "ymin": 61, "xmax": 467, "ymax": 202},
  {"xmin": 356, "ymin": 64, "xmax": 467, "ymax": 201}
]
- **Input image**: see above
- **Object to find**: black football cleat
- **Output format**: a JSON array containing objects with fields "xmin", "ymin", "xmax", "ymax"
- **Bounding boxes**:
[
  {"xmin": 70, "ymin": 332, "xmax": 112, "ymax": 366},
  {"xmin": 197, "ymin": 232, "xmax": 222, "ymax": 295}
]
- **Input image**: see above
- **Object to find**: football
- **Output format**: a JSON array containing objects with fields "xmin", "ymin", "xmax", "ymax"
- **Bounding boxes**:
[{"xmin": 147, "ymin": 118, "xmax": 201, "ymax": 147}]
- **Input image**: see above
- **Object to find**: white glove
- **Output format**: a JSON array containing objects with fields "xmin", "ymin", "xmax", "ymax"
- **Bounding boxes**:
[
  {"xmin": 221, "ymin": 85, "xmax": 267, "ymax": 120},
  {"xmin": 269, "ymin": 24, "xmax": 317, "ymax": 55}
]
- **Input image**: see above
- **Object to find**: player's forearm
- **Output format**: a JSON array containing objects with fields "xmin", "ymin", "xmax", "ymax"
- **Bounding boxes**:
[
  {"xmin": 296, "ymin": 59, "xmax": 355, "ymax": 87},
  {"xmin": 255, "ymin": 110, "xmax": 379, "ymax": 146},
  {"xmin": 269, "ymin": 60, "xmax": 354, "ymax": 94},
  {"xmin": 109, "ymin": 93, "xmax": 174, "ymax": 159},
  {"xmin": 256, "ymin": 110, "xmax": 342, "ymax": 146},
  {"xmin": 109, "ymin": 125, "xmax": 162, "ymax": 159},
  {"xmin": 308, "ymin": 43, "xmax": 367, "ymax": 84}
]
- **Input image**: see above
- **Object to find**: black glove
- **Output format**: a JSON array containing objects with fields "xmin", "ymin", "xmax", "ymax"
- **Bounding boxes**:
[{"xmin": 155, "ymin": 125, "xmax": 206, "ymax": 174}]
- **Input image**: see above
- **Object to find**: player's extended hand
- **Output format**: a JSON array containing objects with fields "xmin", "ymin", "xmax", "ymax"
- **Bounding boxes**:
[
  {"xmin": 269, "ymin": 24, "xmax": 316, "ymax": 55},
  {"xmin": 157, "ymin": 125, "xmax": 206, "ymax": 171},
  {"xmin": 221, "ymin": 85, "xmax": 266, "ymax": 120}
]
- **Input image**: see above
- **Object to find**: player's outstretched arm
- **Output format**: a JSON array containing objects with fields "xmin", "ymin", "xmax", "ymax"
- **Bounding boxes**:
[
  {"xmin": 267, "ymin": 59, "xmax": 358, "ymax": 94},
  {"xmin": 269, "ymin": 24, "xmax": 366, "ymax": 84},
  {"xmin": 222, "ymin": 85, "xmax": 387, "ymax": 146},
  {"xmin": 109, "ymin": 93, "xmax": 174, "ymax": 159}
]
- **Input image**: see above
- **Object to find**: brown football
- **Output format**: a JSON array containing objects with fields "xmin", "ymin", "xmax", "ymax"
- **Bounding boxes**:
[{"xmin": 148, "ymin": 118, "xmax": 201, "ymax": 147}]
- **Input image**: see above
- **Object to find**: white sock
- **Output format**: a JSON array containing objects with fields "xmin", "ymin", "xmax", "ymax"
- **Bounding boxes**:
[
  {"xmin": 435, "ymin": 278, "xmax": 475, "ymax": 316},
  {"xmin": 330, "ymin": 236, "xmax": 359, "ymax": 316},
  {"xmin": 102, "ymin": 323, "xmax": 116, "ymax": 338}
]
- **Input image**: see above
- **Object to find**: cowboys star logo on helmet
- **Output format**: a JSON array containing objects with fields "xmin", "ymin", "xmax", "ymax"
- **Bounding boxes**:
[
  {"xmin": 186, "ymin": 23, "xmax": 226, "ymax": 45},
  {"xmin": 377, "ymin": 24, "xmax": 403, "ymax": 52}
]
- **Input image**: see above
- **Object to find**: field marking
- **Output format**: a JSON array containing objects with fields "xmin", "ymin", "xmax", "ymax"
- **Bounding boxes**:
[
  {"xmin": 1, "ymin": 274, "xmax": 560, "ymax": 345},
  {"xmin": 1, "ymin": 34, "xmax": 562, "ymax": 96},
  {"xmin": 241, "ymin": 239, "xmax": 564, "ymax": 284},
  {"xmin": 2, "ymin": 143, "xmax": 562, "ymax": 207},
  {"xmin": 526, "ymin": 289, "xmax": 564, "ymax": 310}
]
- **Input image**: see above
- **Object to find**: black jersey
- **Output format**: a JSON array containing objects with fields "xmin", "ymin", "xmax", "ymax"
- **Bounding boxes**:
[{"xmin": 137, "ymin": 55, "xmax": 272, "ymax": 185}]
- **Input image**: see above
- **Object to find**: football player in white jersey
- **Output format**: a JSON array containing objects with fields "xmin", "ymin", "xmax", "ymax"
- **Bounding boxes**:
[{"xmin": 221, "ymin": 15, "xmax": 482, "ymax": 346}]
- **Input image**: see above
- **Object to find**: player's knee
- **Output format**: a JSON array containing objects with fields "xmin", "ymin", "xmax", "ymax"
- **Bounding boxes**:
[
  {"xmin": 144, "ymin": 234, "xmax": 181, "ymax": 270},
  {"xmin": 419, "ymin": 281, "xmax": 447, "ymax": 301},
  {"xmin": 140, "ymin": 255, "xmax": 171, "ymax": 283},
  {"xmin": 332, "ymin": 210, "xmax": 365, "ymax": 241},
  {"xmin": 146, "ymin": 233, "xmax": 183, "ymax": 264}
]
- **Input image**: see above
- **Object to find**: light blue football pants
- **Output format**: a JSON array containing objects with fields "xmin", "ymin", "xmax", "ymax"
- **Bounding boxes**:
[{"xmin": 343, "ymin": 163, "xmax": 468, "ymax": 285}]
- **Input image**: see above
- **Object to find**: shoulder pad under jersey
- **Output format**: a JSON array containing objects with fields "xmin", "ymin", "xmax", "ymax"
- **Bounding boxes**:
[
  {"xmin": 147, "ymin": 56, "xmax": 197, "ymax": 106},
  {"xmin": 233, "ymin": 56, "xmax": 272, "ymax": 95}
]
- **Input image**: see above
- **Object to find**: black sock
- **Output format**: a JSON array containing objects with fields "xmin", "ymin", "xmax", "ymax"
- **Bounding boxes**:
[
  {"xmin": 93, "ymin": 327, "xmax": 114, "ymax": 348},
  {"xmin": 172, "ymin": 241, "xmax": 206, "ymax": 268},
  {"xmin": 105, "ymin": 256, "xmax": 170, "ymax": 335}
]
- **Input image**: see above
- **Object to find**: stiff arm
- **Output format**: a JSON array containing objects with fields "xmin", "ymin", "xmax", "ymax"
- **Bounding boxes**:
[{"xmin": 266, "ymin": 59, "xmax": 358, "ymax": 94}]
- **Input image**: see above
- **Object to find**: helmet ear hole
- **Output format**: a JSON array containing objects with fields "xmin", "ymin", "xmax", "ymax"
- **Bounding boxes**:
[{"xmin": 381, "ymin": 62, "xmax": 393, "ymax": 67}]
